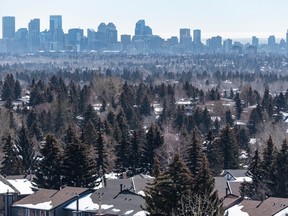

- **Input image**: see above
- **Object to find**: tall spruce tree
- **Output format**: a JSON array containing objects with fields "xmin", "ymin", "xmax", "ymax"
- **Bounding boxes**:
[
  {"xmin": 0, "ymin": 133, "xmax": 23, "ymax": 175},
  {"xmin": 274, "ymin": 139, "xmax": 288, "ymax": 197},
  {"xmin": 62, "ymin": 133, "xmax": 98, "ymax": 188},
  {"xmin": 219, "ymin": 124, "xmax": 240, "ymax": 169},
  {"xmin": 34, "ymin": 135, "xmax": 63, "ymax": 189},
  {"xmin": 261, "ymin": 136, "xmax": 277, "ymax": 194},
  {"xmin": 15, "ymin": 124, "xmax": 37, "ymax": 173},
  {"xmin": 144, "ymin": 154, "xmax": 193, "ymax": 216},
  {"xmin": 185, "ymin": 127, "xmax": 203, "ymax": 177},
  {"xmin": 95, "ymin": 127, "xmax": 109, "ymax": 175}
]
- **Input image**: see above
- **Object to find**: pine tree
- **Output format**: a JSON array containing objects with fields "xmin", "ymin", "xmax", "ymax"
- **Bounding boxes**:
[
  {"xmin": 225, "ymin": 110, "xmax": 234, "ymax": 126},
  {"xmin": 129, "ymin": 130, "xmax": 144, "ymax": 176},
  {"xmin": 219, "ymin": 125, "xmax": 240, "ymax": 169},
  {"xmin": 142, "ymin": 124, "xmax": 164, "ymax": 174},
  {"xmin": 95, "ymin": 127, "xmax": 109, "ymax": 175},
  {"xmin": 274, "ymin": 139, "xmax": 288, "ymax": 197},
  {"xmin": 83, "ymin": 120, "xmax": 97, "ymax": 146},
  {"xmin": 234, "ymin": 92, "xmax": 243, "ymax": 119},
  {"xmin": 34, "ymin": 135, "xmax": 63, "ymax": 189},
  {"xmin": 0, "ymin": 133, "xmax": 23, "ymax": 175},
  {"xmin": 115, "ymin": 133, "xmax": 131, "ymax": 173},
  {"xmin": 185, "ymin": 127, "xmax": 203, "ymax": 177},
  {"xmin": 14, "ymin": 80, "xmax": 22, "ymax": 99},
  {"xmin": 207, "ymin": 138, "xmax": 224, "ymax": 176},
  {"xmin": 261, "ymin": 136, "xmax": 277, "ymax": 194},
  {"xmin": 144, "ymin": 154, "xmax": 193, "ymax": 216},
  {"xmin": 62, "ymin": 134, "xmax": 97, "ymax": 188},
  {"xmin": 15, "ymin": 124, "xmax": 37, "ymax": 173}
]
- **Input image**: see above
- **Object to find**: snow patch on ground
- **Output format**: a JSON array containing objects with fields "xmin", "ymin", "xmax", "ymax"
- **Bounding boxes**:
[{"xmin": 133, "ymin": 211, "xmax": 148, "ymax": 216}]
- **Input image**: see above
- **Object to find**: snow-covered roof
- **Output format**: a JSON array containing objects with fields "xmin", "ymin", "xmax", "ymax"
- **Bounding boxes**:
[
  {"xmin": 0, "ymin": 181, "xmax": 15, "ymax": 194},
  {"xmin": 14, "ymin": 201, "xmax": 53, "ymax": 210},
  {"xmin": 229, "ymin": 177, "xmax": 252, "ymax": 183},
  {"xmin": 7, "ymin": 179, "xmax": 35, "ymax": 195},
  {"xmin": 225, "ymin": 204, "xmax": 249, "ymax": 216},
  {"xmin": 65, "ymin": 193, "xmax": 113, "ymax": 212}
]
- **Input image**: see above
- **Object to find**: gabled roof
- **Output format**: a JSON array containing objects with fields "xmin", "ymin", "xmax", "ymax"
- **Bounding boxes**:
[
  {"xmin": 226, "ymin": 197, "xmax": 288, "ymax": 216},
  {"xmin": 12, "ymin": 186, "xmax": 91, "ymax": 211},
  {"xmin": 222, "ymin": 169, "xmax": 248, "ymax": 178}
]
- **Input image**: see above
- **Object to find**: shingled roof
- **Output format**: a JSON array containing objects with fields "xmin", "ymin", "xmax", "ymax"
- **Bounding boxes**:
[{"xmin": 12, "ymin": 186, "xmax": 91, "ymax": 210}]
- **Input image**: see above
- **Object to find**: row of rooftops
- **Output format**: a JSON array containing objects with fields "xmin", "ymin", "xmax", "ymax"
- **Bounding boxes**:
[{"xmin": 1, "ymin": 170, "xmax": 288, "ymax": 216}]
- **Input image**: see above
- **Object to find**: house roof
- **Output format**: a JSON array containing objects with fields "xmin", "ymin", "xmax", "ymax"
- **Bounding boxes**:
[
  {"xmin": 222, "ymin": 169, "xmax": 248, "ymax": 178},
  {"xmin": 12, "ymin": 186, "xmax": 91, "ymax": 211},
  {"xmin": 66, "ymin": 189, "xmax": 146, "ymax": 215},
  {"xmin": 214, "ymin": 177, "xmax": 229, "ymax": 199},
  {"xmin": 228, "ymin": 181, "xmax": 242, "ymax": 197},
  {"xmin": 130, "ymin": 174, "xmax": 154, "ymax": 194},
  {"xmin": 226, "ymin": 197, "xmax": 288, "ymax": 216}
]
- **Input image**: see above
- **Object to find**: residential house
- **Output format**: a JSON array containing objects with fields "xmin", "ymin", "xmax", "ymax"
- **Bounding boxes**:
[{"xmin": 11, "ymin": 186, "xmax": 93, "ymax": 216}]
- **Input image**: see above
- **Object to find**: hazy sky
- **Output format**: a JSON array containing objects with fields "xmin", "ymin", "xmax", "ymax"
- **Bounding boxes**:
[{"xmin": 1, "ymin": 0, "xmax": 288, "ymax": 41}]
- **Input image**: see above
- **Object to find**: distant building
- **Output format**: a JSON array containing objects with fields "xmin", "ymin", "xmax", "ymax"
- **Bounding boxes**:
[
  {"xmin": 67, "ymin": 28, "xmax": 83, "ymax": 51},
  {"xmin": 27, "ymin": 19, "xmax": 40, "ymax": 52},
  {"xmin": 286, "ymin": 30, "xmax": 288, "ymax": 51},
  {"xmin": 15, "ymin": 28, "xmax": 28, "ymax": 52},
  {"xmin": 49, "ymin": 15, "xmax": 64, "ymax": 50},
  {"xmin": 268, "ymin": 35, "xmax": 276, "ymax": 47},
  {"xmin": 180, "ymin": 28, "xmax": 192, "ymax": 51},
  {"xmin": 2, "ymin": 16, "xmax": 15, "ymax": 39},
  {"xmin": 121, "ymin": 34, "xmax": 131, "ymax": 50},
  {"xmin": 223, "ymin": 39, "xmax": 232, "ymax": 53},
  {"xmin": 252, "ymin": 36, "xmax": 259, "ymax": 47},
  {"xmin": 208, "ymin": 36, "xmax": 222, "ymax": 53},
  {"xmin": 193, "ymin": 29, "xmax": 201, "ymax": 44}
]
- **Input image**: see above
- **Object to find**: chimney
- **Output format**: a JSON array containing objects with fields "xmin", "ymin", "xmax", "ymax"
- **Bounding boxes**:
[
  {"xmin": 122, "ymin": 172, "xmax": 127, "ymax": 179},
  {"xmin": 120, "ymin": 184, "xmax": 123, "ymax": 192}
]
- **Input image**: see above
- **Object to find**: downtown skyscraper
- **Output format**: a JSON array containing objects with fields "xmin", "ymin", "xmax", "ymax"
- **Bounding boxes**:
[{"xmin": 2, "ymin": 16, "xmax": 15, "ymax": 39}]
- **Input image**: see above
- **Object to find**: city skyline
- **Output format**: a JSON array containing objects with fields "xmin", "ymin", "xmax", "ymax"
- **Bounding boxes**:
[{"xmin": 1, "ymin": 0, "xmax": 288, "ymax": 41}]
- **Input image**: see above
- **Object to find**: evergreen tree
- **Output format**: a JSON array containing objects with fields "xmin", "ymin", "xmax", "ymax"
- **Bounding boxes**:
[
  {"xmin": 62, "ymin": 134, "xmax": 97, "ymax": 188},
  {"xmin": 142, "ymin": 124, "xmax": 164, "ymax": 174},
  {"xmin": 207, "ymin": 138, "xmax": 224, "ymax": 176},
  {"xmin": 144, "ymin": 154, "xmax": 193, "ymax": 216},
  {"xmin": 34, "ymin": 135, "xmax": 63, "ymax": 189},
  {"xmin": 247, "ymin": 104, "xmax": 263, "ymax": 135},
  {"xmin": 225, "ymin": 110, "xmax": 234, "ymax": 126},
  {"xmin": 140, "ymin": 95, "xmax": 151, "ymax": 116},
  {"xmin": 83, "ymin": 120, "xmax": 97, "ymax": 146},
  {"xmin": 274, "ymin": 139, "xmax": 288, "ymax": 197},
  {"xmin": 95, "ymin": 127, "xmax": 109, "ymax": 174},
  {"xmin": 129, "ymin": 130, "xmax": 144, "ymax": 176},
  {"xmin": 219, "ymin": 125, "xmax": 240, "ymax": 169},
  {"xmin": 1, "ymin": 74, "xmax": 15, "ymax": 101},
  {"xmin": 185, "ymin": 127, "xmax": 203, "ymax": 177},
  {"xmin": 261, "ymin": 136, "xmax": 277, "ymax": 194},
  {"xmin": 0, "ymin": 133, "xmax": 23, "ymax": 175},
  {"xmin": 15, "ymin": 124, "xmax": 37, "ymax": 173},
  {"xmin": 234, "ymin": 92, "xmax": 243, "ymax": 119},
  {"xmin": 115, "ymin": 133, "xmax": 131, "ymax": 173},
  {"xmin": 14, "ymin": 80, "xmax": 22, "ymax": 99}
]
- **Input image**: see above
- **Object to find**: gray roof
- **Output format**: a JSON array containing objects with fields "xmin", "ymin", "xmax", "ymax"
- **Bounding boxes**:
[
  {"xmin": 222, "ymin": 169, "xmax": 248, "ymax": 178},
  {"xmin": 12, "ymin": 186, "xmax": 91, "ymax": 210}
]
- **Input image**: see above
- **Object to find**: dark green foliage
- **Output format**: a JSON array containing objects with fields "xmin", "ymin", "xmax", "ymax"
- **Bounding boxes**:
[
  {"xmin": 129, "ymin": 130, "xmax": 144, "ymax": 176},
  {"xmin": 34, "ymin": 135, "xmax": 63, "ymax": 189},
  {"xmin": 185, "ymin": 127, "xmax": 203, "ymax": 177},
  {"xmin": 247, "ymin": 104, "xmax": 263, "ymax": 135},
  {"xmin": 95, "ymin": 127, "xmax": 109, "ymax": 174},
  {"xmin": 114, "ymin": 133, "xmax": 131, "ymax": 173},
  {"xmin": 142, "ymin": 124, "xmax": 164, "ymax": 174},
  {"xmin": 82, "ymin": 120, "xmax": 97, "ymax": 146},
  {"xmin": 225, "ymin": 110, "xmax": 234, "ymax": 126},
  {"xmin": 234, "ymin": 92, "xmax": 243, "ymax": 119},
  {"xmin": 140, "ymin": 95, "xmax": 151, "ymax": 116},
  {"xmin": 1, "ymin": 74, "xmax": 15, "ymax": 101},
  {"xmin": 62, "ymin": 133, "xmax": 97, "ymax": 188},
  {"xmin": 14, "ymin": 80, "xmax": 22, "ymax": 99},
  {"xmin": 26, "ymin": 109, "xmax": 43, "ymax": 140},
  {"xmin": 15, "ymin": 124, "xmax": 37, "ymax": 173},
  {"xmin": 0, "ymin": 133, "xmax": 23, "ymax": 175},
  {"xmin": 144, "ymin": 154, "xmax": 193, "ymax": 216},
  {"xmin": 207, "ymin": 138, "xmax": 224, "ymax": 176},
  {"xmin": 273, "ymin": 139, "xmax": 288, "ymax": 197},
  {"xmin": 218, "ymin": 125, "xmax": 240, "ymax": 169}
]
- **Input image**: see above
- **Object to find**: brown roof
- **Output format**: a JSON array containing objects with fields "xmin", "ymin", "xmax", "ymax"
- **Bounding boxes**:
[
  {"xmin": 237, "ymin": 197, "xmax": 288, "ymax": 216},
  {"xmin": 214, "ymin": 177, "xmax": 229, "ymax": 199},
  {"xmin": 12, "ymin": 186, "xmax": 90, "ymax": 210},
  {"xmin": 228, "ymin": 181, "xmax": 242, "ymax": 197}
]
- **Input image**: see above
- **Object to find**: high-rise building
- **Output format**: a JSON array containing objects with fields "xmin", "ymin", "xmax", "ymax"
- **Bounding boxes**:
[
  {"xmin": 193, "ymin": 29, "xmax": 201, "ymax": 44},
  {"xmin": 223, "ymin": 39, "xmax": 232, "ymax": 53},
  {"xmin": 208, "ymin": 36, "xmax": 222, "ymax": 53},
  {"xmin": 268, "ymin": 35, "xmax": 276, "ymax": 47},
  {"xmin": 180, "ymin": 28, "xmax": 192, "ymax": 50},
  {"xmin": 252, "ymin": 36, "xmax": 259, "ymax": 47},
  {"xmin": 2, "ymin": 16, "xmax": 15, "ymax": 39},
  {"xmin": 49, "ymin": 15, "xmax": 64, "ymax": 49},
  {"xmin": 28, "ymin": 19, "xmax": 40, "ymax": 51},
  {"xmin": 286, "ymin": 30, "xmax": 288, "ymax": 51}
]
